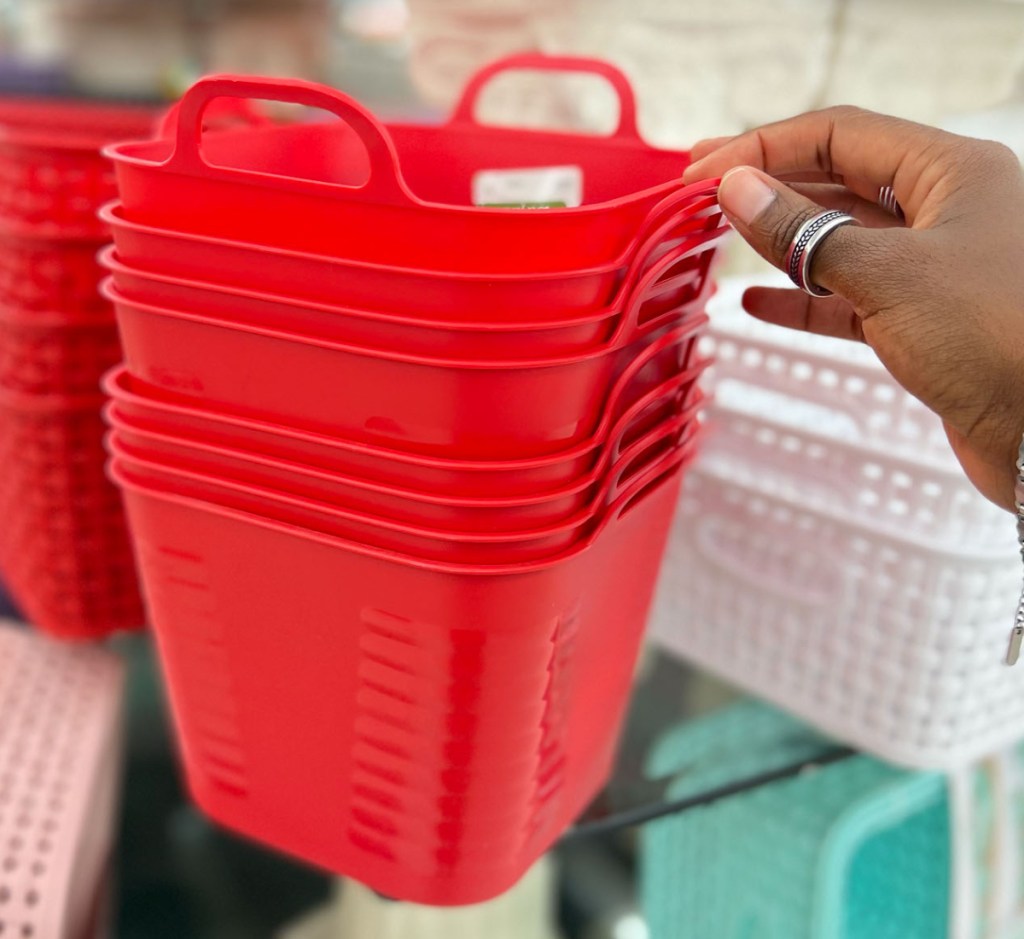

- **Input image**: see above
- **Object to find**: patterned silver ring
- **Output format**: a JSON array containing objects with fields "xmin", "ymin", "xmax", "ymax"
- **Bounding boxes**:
[
  {"xmin": 878, "ymin": 185, "xmax": 905, "ymax": 220},
  {"xmin": 783, "ymin": 210, "xmax": 860, "ymax": 297}
]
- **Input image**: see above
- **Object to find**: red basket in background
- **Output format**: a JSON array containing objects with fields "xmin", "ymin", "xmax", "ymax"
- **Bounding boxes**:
[
  {"xmin": 0, "ymin": 226, "xmax": 109, "ymax": 313},
  {"xmin": 0, "ymin": 98, "xmax": 156, "ymax": 238},
  {"xmin": 0, "ymin": 389, "xmax": 144, "ymax": 639},
  {"xmin": 0, "ymin": 306, "xmax": 122, "ymax": 394},
  {"xmin": 0, "ymin": 97, "xmax": 157, "ymax": 637}
]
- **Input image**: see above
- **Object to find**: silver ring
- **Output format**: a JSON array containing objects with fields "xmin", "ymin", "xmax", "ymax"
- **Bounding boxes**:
[
  {"xmin": 783, "ymin": 210, "xmax": 859, "ymax": 297},
  {"xmin": 878, "ymin": 185, "xmax": 904, "ymax": 219}
]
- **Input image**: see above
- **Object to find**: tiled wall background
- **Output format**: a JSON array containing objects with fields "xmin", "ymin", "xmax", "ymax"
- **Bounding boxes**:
[
  {"xmin": 406, "ymin": 0, "xmax": 1024, "ymax": 273},
  {"xmin": 407, "ymin": 0, "xmax": 1024, "ymax": 157}
]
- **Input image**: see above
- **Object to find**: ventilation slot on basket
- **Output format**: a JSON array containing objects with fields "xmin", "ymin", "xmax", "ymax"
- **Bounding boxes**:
[
  {"xmin": 527, "ymin": 606, "xmax": 580, "ymax": 842},
  {"xmin": 349, "ymin": 609, "xmax": 423, "ymax": 863},
  {"xmin": 136, "ymin": 544, "xmax": 248, "ymax": 796},
  {"xmin": 352, "ymin": 606, "xmax": 573, "ymax": 869}
]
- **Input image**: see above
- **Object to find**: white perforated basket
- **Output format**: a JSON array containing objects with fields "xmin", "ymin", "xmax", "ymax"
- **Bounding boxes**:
[
  {"xmin": 702, "ymin": 275, "xmax": 954, "ymax": 457},
  {"xmin": 708, "ymin": 382, "xmax": 1010, "ymax": 551},
  {"xmin": 651, "ymin": 276, "xmax": 1024, "ymax": 770},
  {"xmin": 0, "ymin": 621, "xmax": 124, "ymax": 939}
]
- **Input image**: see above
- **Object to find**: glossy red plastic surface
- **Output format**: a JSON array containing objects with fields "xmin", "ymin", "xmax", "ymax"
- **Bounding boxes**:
[
  {"xmin": 110, "ymin": 456, "xmax": 685, "ymax": 903},
  {"xmin": 106, "ymin": 56, "xmax": 703, "ymax": 273},
  {"xmin": 108, "ymin": 432, "xmax": 691, "ymax": 563},
  {"xmin": 106, "ymin": 390, "xmax": 702, "ymax": 530},
  {"xmin": 0, "ymin": 305, "xmax": 122, "ymax": 394},
  {"xmin": 0, "ymin": 389, "xmax": 143, "ymax": 639},
  {"xmin": 100, "ymin": 233, "xmax": 714, "ymax": 357},
  {"xmin": 100, "ymin": 190, "xmax": 723, "ymax": 321},
  {"xmin": 101, "ymin": 246, "xmax": 614, "ymax": 356},
  {"xmin": 103, "ymin": 364, "xmax": 705, "ymax": 496},
  {"xmin": 107, "ymin": 279, "xmax": 710, "ymax": 456},
  {"xmin": 0, "ymin": 97, "xmax": 156, "ymax": 237}
]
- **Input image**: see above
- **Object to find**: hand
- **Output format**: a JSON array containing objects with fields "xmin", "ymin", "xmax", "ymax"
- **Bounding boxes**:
[{"xmin": 682, "ymin": 106, "xmax": 1024, "ymax": 511}]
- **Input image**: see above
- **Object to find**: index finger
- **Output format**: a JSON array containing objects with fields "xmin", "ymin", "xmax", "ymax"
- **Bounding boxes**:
[{"xmin": 682, "ymin": 106, "xmax": 952, "ymax": 220}]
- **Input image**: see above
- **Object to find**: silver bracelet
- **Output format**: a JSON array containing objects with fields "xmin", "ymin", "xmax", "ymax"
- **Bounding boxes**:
[{"xmin": 1006, "ymin": 434, "xmax": 1024, "ymax": 665}]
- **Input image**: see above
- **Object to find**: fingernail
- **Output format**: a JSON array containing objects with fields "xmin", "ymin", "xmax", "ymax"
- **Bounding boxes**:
[{"xmin": 718, "ymin": 167, "xmax": 776, "ymax": 225}]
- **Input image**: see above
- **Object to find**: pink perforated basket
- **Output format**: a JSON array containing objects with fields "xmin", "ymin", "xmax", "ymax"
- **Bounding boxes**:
[{"xmin": 0, "ymin": 621, "xmax": 125, "ymax": 938}]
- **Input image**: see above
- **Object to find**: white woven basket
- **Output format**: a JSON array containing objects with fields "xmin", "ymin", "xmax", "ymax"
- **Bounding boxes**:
[
  {"xmin": 703, "ymin": 276, "xmax": 953, "ymax": 457},
  {"xmin": 651, "ymin": 276, "xmax": 1024, "ymax": 769},
  {"xmin": 708, "ymin": 382, "xmax": 1010, "ymax": 551}
]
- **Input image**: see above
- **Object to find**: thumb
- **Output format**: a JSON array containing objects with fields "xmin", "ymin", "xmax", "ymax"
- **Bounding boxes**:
[{"xmin": 717, "ymin": 166, "xmax": 900, "ymax": 306}]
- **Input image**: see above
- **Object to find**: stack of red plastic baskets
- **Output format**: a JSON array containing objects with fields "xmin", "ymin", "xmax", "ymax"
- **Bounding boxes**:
[
  {"xmin": 101, "ymin": 55, "xmax": 727, "ymax": 904},
  {"xmin": 0, "ymin": 97, "xmax": 156, "ymax": 639}
]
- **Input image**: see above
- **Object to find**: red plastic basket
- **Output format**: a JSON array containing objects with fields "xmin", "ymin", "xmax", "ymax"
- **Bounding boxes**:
[
  {"xmin": 109, "ymin": 454, "xmax": 685, "ymax": 904},
  {"xmin": 0, "ymin": 225, "xmax": 110, "ymax": 313},
  {"xmin": 99, "ymin": 227, "xmax": 716, "ymax": 358},
  {"xmin": 0, "ymin": 389, "xmax": 144, "ymax": 639},
  {"xmin": 0, "ymin": 97, "xmax": 156, "ymax": 238},
  {"xmin": 105, "ymin": 392, "xmax": 702, "ymax": 531},
  {"xmin": 107, "ymin": 415, "xmax": 696, "ymax": 557},
  {"xmin": 99, "ymin": 187, "xmax": 723, "ymax": 322},
  {"xmin": 108, "ymin": 432, "xmax": 691, "ymax": 563},
  {"xmin": 106, "ymin": 55, "xmax": 702, "ymax": 273},
  {"xmin": 107, "ymin": 270, "xmax": 710, "ymax": 456},
  {"xmin": 102, "ymin": 364, "xmax": 704, "ymax": 497},
  {"xmin": 0, "ymin": 305, "xmax": 122, "ymax": 394}
]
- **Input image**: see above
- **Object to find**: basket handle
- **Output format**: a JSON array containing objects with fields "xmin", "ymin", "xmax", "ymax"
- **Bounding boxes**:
[
  {"xmin": 607, "ymin": 383, "xmax": 706, "ymax": 468},
  {"xmin": 611, "ymin": 446, "xmax": 696, "ymax": 522},
  {"xmin": 604, "ymin": 433, "xmax": 697, "ymax": 514},
  {"xmin": 608, "ymin": 222, "xmax": 728, "ymax": 345},
  {"xmin": 620, "ymin": 188, "xmax": 723, "ymax": 289},
  {"xmin": 162, "ymin": 74, "xmax": 410, "ymax": 206},
  {"xmin": 601, "ymin": 320, "xmax": 708, "ymax": 430},
  {"xmin": 629, "ymin": 179, "xmax": 722, "ymax": 254},
  {"xmin": 604, "ymin": 413, "xmax": 701, "ymax": 506},
  {"xmin": 449, "ymin": 52, "xmax": 641, "ymax": 140},
  {"xmin": 156, "ymin": 93, "xmax": 276, "ymax": 138},
  {"xmin": 603, "ymin": 363, "xmax": 708, "ymax": 467}
]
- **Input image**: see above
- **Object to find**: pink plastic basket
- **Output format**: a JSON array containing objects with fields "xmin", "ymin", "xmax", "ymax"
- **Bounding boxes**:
[
  {"xmin": 109, "ymin": 454, "xmax": 685, "ymax": 904},
  {"xmin": 0, "ymin": 623, "xmax": 125, "ymax": 938}
]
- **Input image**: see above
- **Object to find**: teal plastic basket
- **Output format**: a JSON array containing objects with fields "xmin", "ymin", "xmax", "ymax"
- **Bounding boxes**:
[
  {"xmin": 641, "ymin": 701, "xmax": 950, "ymax": 939},
  {"xmin": 954, "ymin": 751, "xmax": 1024, "ymax": 938}
]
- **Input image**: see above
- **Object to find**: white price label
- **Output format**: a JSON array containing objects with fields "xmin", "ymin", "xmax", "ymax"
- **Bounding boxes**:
[{"xmin": 472, "ymin": 165, "xmax": 583, "ymax": 207}]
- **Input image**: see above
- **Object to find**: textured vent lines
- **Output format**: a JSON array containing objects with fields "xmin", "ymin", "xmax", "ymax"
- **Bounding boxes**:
[
  {"xmin": 140, "ymin": 544, "xmax": 248, "ymax": 796},
  {"xmin": 527, "ymin": 606, "xmax": 581, "ymax": 843},
  {"xmin": 349, "ymin": 607, "xmax": 574, "ymax": 871}
]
